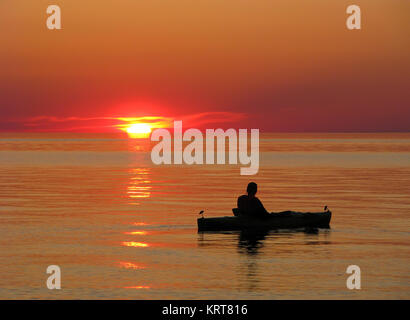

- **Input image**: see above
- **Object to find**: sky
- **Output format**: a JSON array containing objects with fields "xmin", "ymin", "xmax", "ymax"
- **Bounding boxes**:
[{"xmin": 0, "ymin": 0, "xmax": 409, "ymax": 132}]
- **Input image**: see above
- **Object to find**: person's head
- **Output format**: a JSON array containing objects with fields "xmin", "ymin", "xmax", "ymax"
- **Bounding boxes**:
[{"xmin": 246, "ymin": 182, "xmax": 257, "ymax": 197}]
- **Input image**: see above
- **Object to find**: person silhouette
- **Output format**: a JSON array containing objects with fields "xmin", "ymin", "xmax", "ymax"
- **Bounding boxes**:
[{"xmin": 237, "ymin": 182, "xmax": 270, "ymax": 218}]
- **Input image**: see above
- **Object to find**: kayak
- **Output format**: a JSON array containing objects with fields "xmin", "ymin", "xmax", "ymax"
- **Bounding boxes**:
[{"xmin": 197, "ymin": 210, "xmax": 332, "ymax": 231}]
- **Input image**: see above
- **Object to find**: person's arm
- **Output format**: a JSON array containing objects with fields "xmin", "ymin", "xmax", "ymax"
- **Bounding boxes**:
[{"xmin": 255, "ymin": 198, "xmax": 270, "ymax": 216}]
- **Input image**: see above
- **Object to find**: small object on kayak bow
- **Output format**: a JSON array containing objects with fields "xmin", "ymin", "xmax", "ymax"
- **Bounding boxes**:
[
  {"xmin": 324, "ymin": 205, "xmax": 328, "ymax": 212},
  {"xmin": 199, "ymin": 210, "xmax": 205, "ymax": 218}
]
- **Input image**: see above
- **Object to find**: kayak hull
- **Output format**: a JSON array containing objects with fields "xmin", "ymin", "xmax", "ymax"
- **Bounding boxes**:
[{"xmin": 197, "ymin": 211, "xmax": 332, "ymax": 231}]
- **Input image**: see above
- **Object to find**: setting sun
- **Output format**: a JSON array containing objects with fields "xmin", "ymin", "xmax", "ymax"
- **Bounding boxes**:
[
  {"xmin": 114, "ymin": 116, "xmax": 172, "ymax": 138},
  {"xmin": 125, "ymin": 123, "xmax": 152, "ymax": 138},
  {"xmin": 126, "ymin": 123, "xmax": 152, "ymax": 134}
]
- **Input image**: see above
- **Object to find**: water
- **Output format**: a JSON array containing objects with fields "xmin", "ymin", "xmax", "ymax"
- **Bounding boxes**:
[{"xmin": 0, "ymin": 133, "xmax": 409, "ymax": 299}]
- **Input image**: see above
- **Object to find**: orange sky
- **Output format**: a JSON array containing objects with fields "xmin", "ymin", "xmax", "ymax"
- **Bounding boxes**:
[{"xmin": 0, "ymin": 0, "xmax": 409, "ymax": 132}]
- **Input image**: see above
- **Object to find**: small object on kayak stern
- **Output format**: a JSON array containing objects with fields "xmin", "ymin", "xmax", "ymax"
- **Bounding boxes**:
[{"xmin": 199, "ymin": 210, "xmax": 205, "ymax": 218}]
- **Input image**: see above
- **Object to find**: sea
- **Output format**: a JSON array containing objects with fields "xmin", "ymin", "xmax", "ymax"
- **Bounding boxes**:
[{"xmin": 0, "ymin": 132, "xmax": 409, "ymax": 299}]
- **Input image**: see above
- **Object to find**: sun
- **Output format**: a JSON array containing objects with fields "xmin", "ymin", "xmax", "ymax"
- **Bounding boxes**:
[
  {"xmin": 125, "ymin": 123, "xmax": 152, "ymax": 138},
  {"xmin": 126, "ymin": 123, "xmax": 152, "ymax": 134}
]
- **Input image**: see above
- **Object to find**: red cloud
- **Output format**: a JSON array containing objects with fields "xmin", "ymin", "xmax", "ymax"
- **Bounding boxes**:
[{"xmin": 0, "ymin": 112, "xmax": 247, "ymax": 133}]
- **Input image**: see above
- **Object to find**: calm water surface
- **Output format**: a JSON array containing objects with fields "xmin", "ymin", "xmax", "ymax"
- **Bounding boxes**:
[{"xmin": 0, "ymin": 133, "xmax": 409, "ymax": 299}]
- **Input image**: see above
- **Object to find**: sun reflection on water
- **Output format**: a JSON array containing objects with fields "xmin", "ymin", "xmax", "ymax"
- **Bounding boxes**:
[
  {"xmin": 127, "ymin": 168, "xmax": 152, "ymax": 201},
  {"xmin": 119, "ymin": 261, "xmax": 145, "ymax": 269},
  {"xmin": 132, "ymin": 222, "xmax": 148, "ymax": 226},
  {"xmin": 124, "ymin": 231, "xmax": 149, "ymax": 235},
  {"xmin": 121, "ymin": 241, "xmax": 149, "ymax": 247}
]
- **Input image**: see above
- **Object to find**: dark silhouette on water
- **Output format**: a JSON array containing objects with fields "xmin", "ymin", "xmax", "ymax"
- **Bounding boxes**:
[
  {"xmin": 197, "ymin": 183, "xmax": 332, "ymax": 231},
  {"xmin": 237, "ymin": 182, "xmax": 270, "ymax": 218},
  {"xmin": 237, "ymin": 229, "xmax": 269, "ymax": 255}
]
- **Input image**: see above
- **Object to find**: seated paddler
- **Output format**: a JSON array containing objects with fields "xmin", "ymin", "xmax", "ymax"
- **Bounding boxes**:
[{"xmin": 237, "ymin": 182, "xmax": 270, "ymax": 218}]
